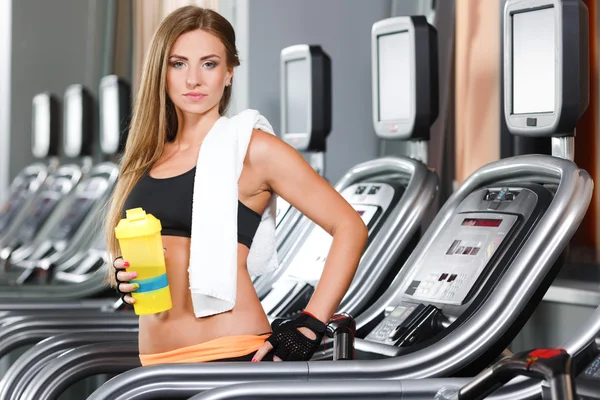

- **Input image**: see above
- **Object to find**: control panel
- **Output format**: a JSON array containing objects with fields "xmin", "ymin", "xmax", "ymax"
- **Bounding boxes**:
[
  {"xmin": 403, "ymin": 212, "xmax": 517, "ymax": 305},
  {"xmin": 17, "ymin": 193, "xmax": 62, "ymax": 243},
  {"xmin": 582, "ymin": 356, "xmax": 600, "ymax": 380},
  {"xmin": 0, "ymin": 191, "xmax": 29, "ymax": 231},
  {"xmin": 280, "ymin": 182, "xmax": 393, "ymax": 284},
  {"xmin": 49, "ymin": 177, "xmax": 110, "ymax": 241},
  {"xmin": 15, "ymin": 170, "xmax": 79, "ymax": 244},
  {"xmin": 365, "ymin": 301, "xmax": 441, "ymax": 346},
  {"xmin": 366, "ymin": 303, "xmax": 422, "ymax": 343},
  {"xmin": 276, "ymin": 197, "xmax": 292, "ymax": 227},
  {"xmin": 0, "ymin": 171, "xmax": 47, "ymax": 231}
]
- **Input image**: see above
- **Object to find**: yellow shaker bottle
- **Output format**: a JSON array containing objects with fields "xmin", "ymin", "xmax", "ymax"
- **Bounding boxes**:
[{"xmin": 114, "ymin": 207, "xmax": 172, "ymax": 315}]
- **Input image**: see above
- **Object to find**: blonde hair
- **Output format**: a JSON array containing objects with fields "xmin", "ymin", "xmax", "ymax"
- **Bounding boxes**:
[{"xmin": 104, "ymin": 6, "xmax": 240, "ymax": 286}]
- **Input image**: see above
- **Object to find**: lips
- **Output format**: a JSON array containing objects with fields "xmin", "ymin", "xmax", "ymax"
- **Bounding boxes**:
[{"xmin": 184, "ymin": 93, "xmax": 207, "ymax": 101}]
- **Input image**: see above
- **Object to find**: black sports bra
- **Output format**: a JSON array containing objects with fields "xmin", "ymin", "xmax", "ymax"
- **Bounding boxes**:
[{"xmin": 122, "ymin": 166, "xmax": 261, "ymax": 248}]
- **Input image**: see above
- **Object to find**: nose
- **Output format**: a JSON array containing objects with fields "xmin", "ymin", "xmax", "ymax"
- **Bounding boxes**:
[{"xmin": 186, "ymin": 67, "xmax": 201, "ymax": 88}]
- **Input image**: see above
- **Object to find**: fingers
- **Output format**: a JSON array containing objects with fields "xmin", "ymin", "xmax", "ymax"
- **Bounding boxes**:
[
  {"xmin": 252, "ymin": 341, "xmax": 274, "ymax": 362},
  {"xmin": 113, "ymin": 258, "xmax": 130, "ymax": 270},
  {"xmin": 122, "ymin": 294, "xmax": 136, "ymax": 305},
  {"xmin": 116, "ymin": 270, "xmax": 137, "ymax": 282},
  {"xmin": 273, "ymin": 355, "xmax": 282, "ymax": 362},
  {"xmin": 118, "ymin": 282, "xmax": 139, "ymax": 293}
]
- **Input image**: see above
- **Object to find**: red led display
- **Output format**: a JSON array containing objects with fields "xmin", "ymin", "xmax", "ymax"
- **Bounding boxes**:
[{"xmin": 462, "ymin": 218, "xmax": 502, "ymax": 227}]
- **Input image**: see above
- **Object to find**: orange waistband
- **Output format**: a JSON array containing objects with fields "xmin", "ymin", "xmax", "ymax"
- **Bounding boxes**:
[{"xmin": 139, "ymin": 334, "xmax": 270, "ymax": 366}]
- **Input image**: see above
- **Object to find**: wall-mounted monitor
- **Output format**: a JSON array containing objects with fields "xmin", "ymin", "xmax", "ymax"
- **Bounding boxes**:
[
  {"xmin": 63, "ymin": 84, "xmax": 93, "ymax": 158},
  {"xmin": 31, "ymin": 93, "xmax": 60, "ymax": 159},
  {"xmin": 280, "ymin": 44, "xmax": 331, "ymax": 152},
  {"xmin": 99, "ymin": 75, "xmax": 131, "ymax": 156},
  {"xmin": 371, "ymin": 16, "xmax": 438, "ymax": 141},
  {"xmin": 504, "ymin": 0, "xmax": 589, "ymax": 137}
]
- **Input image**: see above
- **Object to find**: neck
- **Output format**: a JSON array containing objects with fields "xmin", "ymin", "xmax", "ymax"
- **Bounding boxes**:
[{"xmin": 175, "ymin": 106, "xmax": 221, "ymax": 148}]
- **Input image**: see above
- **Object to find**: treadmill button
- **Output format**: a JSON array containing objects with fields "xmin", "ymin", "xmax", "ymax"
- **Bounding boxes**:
[
  {"xmin": 488, "ymin": 201, "xmax": 500, "ymax": 210},
  {"xmin": 439, "ymin": 273, "xmax": 448, "ymax": 281},
  {"xmin": 485, "ymin": 192, "xmax": 498, "ymax": 201},
  {"xmin": 368, "ymin": 186, "xmax": 381, "ymax": 195},
  {"xmin": 355, "ymin": 186, "xmax": 367, "ymax": 195},
  {"xmin": 448, "ymin": 274, "xmax": 457, "ymax": 282}
]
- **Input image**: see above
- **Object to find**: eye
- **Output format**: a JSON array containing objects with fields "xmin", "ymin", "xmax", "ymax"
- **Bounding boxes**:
[
  {"xmin": 203, "ymin": 61, "xmax": 217, "ymax": 69},
  {"xmin": 170, "ymin": 61, "xmax": 185, "ymax": 69}
]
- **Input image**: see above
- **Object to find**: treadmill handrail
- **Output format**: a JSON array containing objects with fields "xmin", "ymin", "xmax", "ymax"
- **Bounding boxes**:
[
  {"xmin": 187, "ymin": 302, "xmax": 600, "ymax": 400},
  {"xmin": 188, "ymin": 379, "xmax": 468, "ymax": 400},
  {"xmin": 88, "ymin": 362, "xmax": 311, "ymax": 400},
  {"xmin": 330, "ymin": 154, "xmax": 592, "ymax": 377},
  {"xmin": 188, "ymin": 378, "xmax": 538, "ymax": 400},
  {"xmin": 1, "ymin": 329, "xmax": 138, "ymax": 400},
  {"xmin": 20, "ymin": 341, "xmax": 141, "ymax": 400},
  {"xmin": 0, "ymin": 313, "xmax": 138, "ymax": 360},
  {"xmin": 0, "ymin": 163, "xmax": 49, "ymax": 245},
  {"xmin": 0, "ymin": 268, "xmax": 110, "ymax": 300},
  {"xmin": 87, "ymin": 155, "xmax": 593, "ymax": 400}
]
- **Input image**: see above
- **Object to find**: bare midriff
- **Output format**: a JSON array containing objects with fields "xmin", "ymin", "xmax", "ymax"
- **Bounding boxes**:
[{"xmin": 138, "ymin": 235, "xmax": 271, "ymax": 355}]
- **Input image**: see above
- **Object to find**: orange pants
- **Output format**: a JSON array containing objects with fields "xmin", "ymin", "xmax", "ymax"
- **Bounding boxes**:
[{"xmin": 139, "ymin": 334, "xmax": 271, "ymax": 366}]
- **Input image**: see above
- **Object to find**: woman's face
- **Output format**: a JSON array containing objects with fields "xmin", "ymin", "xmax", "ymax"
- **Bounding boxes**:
[{"xmin": 167, "ymin": 29, "xmax": 232, "ymax": 117}]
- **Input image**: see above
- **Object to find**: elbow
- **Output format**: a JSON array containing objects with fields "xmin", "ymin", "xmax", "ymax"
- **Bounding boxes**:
[
  {"xmin": 351, "ymin": 214, "xmax": 368, "ymax": 251},
  {"xmin": 358, "ymin": 219, "xmax": 368, "ymax": 249}
]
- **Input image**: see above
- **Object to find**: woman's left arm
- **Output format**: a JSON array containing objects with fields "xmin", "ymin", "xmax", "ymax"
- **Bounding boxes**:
[{"xmin": 249, "ymin": 130, "xmax": 369, "ymax": 323}]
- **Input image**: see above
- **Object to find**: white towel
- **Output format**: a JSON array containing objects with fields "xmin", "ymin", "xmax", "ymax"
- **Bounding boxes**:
[{"xmin": 189, "ymin": 109, "xmax": 279, "ymax": 318}]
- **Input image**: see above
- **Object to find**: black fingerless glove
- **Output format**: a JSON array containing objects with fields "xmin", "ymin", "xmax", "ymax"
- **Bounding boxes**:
[
  {"xmin": 266, "ymin": 311, "xmax": 327, "ymax": 361},
  {"xmin": 113, "ymin": 256, "xmax": 130, "ymax": 301}
]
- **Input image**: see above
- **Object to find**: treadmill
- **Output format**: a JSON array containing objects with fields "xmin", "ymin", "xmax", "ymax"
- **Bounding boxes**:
[
  {"xmin": 0, "ymin": 84, "xmax": 95, "ymax": 277},
  {"xmin": 253, "ymin": 44, "xmax": 333, "ymax": 297},
  {"xmin": 1, "ymin": 24, "xmax": 439, "ymax": 399},
  {"xmin": 0, "ymin": 92, "xmax": 60, "ymax": 246},
  {"xmin": 84, "ymin": 6, "xmax": 593, "ymax": 398},
  {"xmin": 0, "ymin": 76, "xmax": 131, "ymax": 300},
  {"xmin": 256, "ymin": 16, "xmax": 439, "ymax": 319}
]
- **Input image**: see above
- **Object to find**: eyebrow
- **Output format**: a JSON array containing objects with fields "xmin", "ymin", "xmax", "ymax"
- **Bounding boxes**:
[{"xmin": 168, "ymin": 54, "xmax": 221, "ymax": 61}]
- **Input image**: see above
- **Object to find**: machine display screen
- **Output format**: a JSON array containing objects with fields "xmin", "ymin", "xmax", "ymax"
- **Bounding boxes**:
[
  {"xmin": 404, "ymin": 212, "xmax": 518, "ymax": 306},
  {"xmin": 377, "ymin": 31, "xmax": 411, "ymax": 122},
  {"xmin": 64, "ymin": 90, "xmax": 83, "ymax": 156},
  {"xmin": 32, "ymin": 95, "xmax": 51, "ymax": 158},
  {"xmin": 512, "ymin": 7, "xmax": 555, "ymax": 114},
  {"xmin": 283, "ymin": 205, "xmax": 378, "ymax": 283},
  {"xmin": 101, "ymin": 83, "xmax": 119, "ymax": 153},
  {"xmin": 461, "ymin": 218, "xmax": 502, "ymax": 227},
  {"xmin": 583, "ymin": 356, "xmax": 600, "ymax": 379},
  {"xmin": 285, "ymin": 58, "xmax": 309, "ymax": 133}
]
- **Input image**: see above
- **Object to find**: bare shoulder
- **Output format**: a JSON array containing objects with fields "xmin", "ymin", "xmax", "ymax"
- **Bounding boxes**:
[
  {"xmin": 247, "ymin": 129, "xmax": 284, "ymax": 155},
  {"xmin": 245, "ymin": 129, "xmax": 299, "ymax": 166}
]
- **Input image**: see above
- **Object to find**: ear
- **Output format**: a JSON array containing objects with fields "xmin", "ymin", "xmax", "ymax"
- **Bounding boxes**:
[{"xmin": 226, "ymin": 67, "xmax": 234, "ymax": 85}]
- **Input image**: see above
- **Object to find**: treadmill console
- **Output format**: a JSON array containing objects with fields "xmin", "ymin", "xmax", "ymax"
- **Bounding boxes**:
[
  {"xmin": 49, "ymin": 177, "xmax": 110, "ymax": 241},
  {"xmin": 278, "ymin": 182, "xmax": 392, "ymax": 284},
  {"xmin": 0, "ymin": 191, "xmax": 29, "ymax": 232},
  {"xmin": 276, "ymin": 197, "xmax": 292, "ymax": 227},
  {"xmin": 263, "ymin": 182, "xmax": 395, "ymax": 317},
  {"xmin": 575, "ymin": 354, "xmax": 600, "ymax": 399},
  {"xmin": 364, "ymin": 186, "xmax": 539, "ymax": 348},
  {"xmin": 582, "ymin": 356, "xmax": 600, "ymax": 380},
  {"xmin": 17, "ymin": 192, "xmax": 62, "ymax": 243},
  {"xmin": 14, "ymin": 170, "xmax": 79, "ymax": 245},
  {"xmin": 364, "ymin": 302, "xmax": 440, "ymax": 346},
  {"xmin": 404, "ymin": 212, "xmax": 517, "ymax": 305}
]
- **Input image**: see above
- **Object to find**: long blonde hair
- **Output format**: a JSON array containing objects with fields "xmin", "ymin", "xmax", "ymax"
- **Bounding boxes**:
[{"xmin": 104, "ymin": 6, "xmax": 240, "ymax": 286}]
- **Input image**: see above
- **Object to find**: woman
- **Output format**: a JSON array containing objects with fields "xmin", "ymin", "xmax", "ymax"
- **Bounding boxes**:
[{"xmin": 105, "ymin": 6, "xmax": 367, "ymax": 364}]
